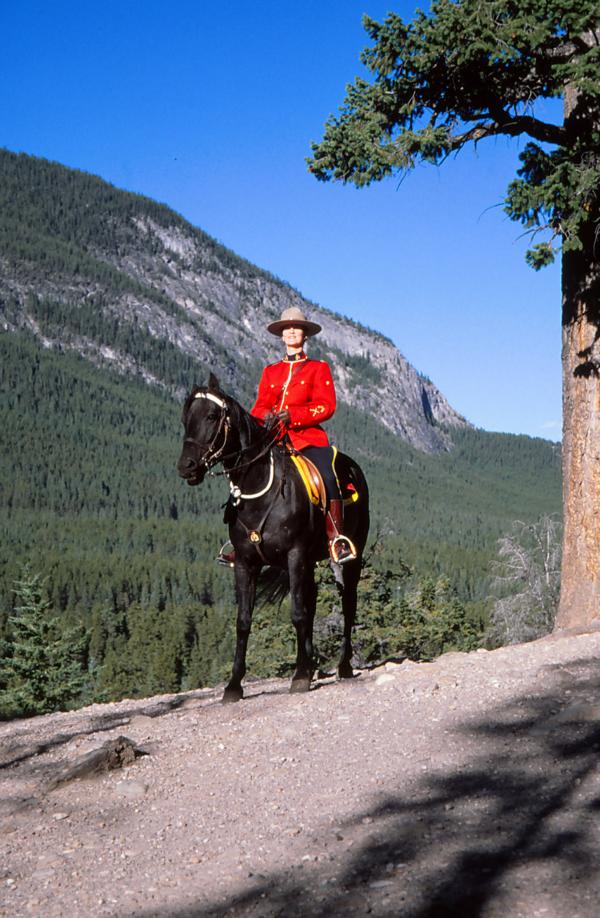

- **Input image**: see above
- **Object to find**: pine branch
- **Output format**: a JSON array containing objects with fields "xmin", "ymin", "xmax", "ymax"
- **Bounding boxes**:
[{"xmin": 485, "ymin": 98, "xmax": 565, "ymax": 146}]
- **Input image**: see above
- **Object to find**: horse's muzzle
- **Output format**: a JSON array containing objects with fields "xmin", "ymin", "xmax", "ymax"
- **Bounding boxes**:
[{"xmin": 176, "ymin": 454, "xmax": 206, "ymax": 486}]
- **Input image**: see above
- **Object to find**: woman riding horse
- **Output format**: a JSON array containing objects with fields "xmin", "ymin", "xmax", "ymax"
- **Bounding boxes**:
[
  {"xmin": 178, "ymin": 334, "xmax": 369, "ymax": 698},
  {"xmin": 218, "ymin": 306, "xmax": 356, "ymax": 566}
]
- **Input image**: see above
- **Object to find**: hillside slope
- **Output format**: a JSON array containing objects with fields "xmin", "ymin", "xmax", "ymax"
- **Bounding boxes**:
[{"xmin": 1, "ymin": 329, "xmax": 561, "ymax": 702}]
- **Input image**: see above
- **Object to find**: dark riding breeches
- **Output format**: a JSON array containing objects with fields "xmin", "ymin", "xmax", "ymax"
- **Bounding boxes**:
[{"xmin": 300, "ymin": 445, "xmax": 341, "ymax": 502}]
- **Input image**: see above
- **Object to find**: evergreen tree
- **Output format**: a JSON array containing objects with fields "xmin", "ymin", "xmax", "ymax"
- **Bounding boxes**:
[
  {"xmin": 0, "ymin": 568, "xmax": 87, "ymax": 717},
  {"xmin": 314, "ymin": 553, "xmax": 479, "ymax": 669},
  {"xmin": 309, "ymin": 0, "xmax": 600, "ymax": 627},
  {"xmin": 246, "ymin": 601, "xmax": 298, "ymax": 679}
]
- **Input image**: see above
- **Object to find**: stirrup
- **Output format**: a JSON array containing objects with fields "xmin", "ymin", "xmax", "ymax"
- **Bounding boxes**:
[
  {"xmin": 329, "ymin": 535, "xmax": 357, "ymax": 565},
  {"xmin": 216, "ymin": 541, "xmax": 235, "ymax": 568}
]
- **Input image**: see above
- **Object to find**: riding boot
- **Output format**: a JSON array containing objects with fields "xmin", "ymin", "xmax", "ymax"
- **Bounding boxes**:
[
  {"xmin": 216, "ymin": 541, "xmax": 235, "ymax": 568},
  {"xmin": 326, "ymin": 499, "xmax": 357, "ymax": 565}
]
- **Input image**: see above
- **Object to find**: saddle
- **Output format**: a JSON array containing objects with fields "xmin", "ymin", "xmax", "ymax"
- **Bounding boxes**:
[{"xmin": 288, "ymin": 447, "xmax": 360, "ymax": 512}]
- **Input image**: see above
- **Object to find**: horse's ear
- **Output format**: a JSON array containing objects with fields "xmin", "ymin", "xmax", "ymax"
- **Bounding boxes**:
[{"xmin": 208, "ymin": 372, "xmax": 220, "ymax": 391}]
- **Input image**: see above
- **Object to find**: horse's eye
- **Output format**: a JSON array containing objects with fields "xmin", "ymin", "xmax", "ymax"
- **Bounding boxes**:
[{"xmin": 207, "ymin": 412, "xmax": 219, "ymax": 421}]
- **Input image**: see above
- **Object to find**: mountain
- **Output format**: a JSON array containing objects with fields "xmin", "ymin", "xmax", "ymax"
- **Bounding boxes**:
[
  {"xmin": 0, "ymin": 148, "xmax": 466, "ymax": 453},
  {"xmin": 0, "ymin": 149, "xmax": 562, "ymax": 705}
]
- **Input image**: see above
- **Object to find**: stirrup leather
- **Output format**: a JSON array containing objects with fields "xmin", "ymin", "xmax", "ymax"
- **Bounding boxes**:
[{"xmin": 329, "ymin": 535, "xmax": 357, "ymax": 564}]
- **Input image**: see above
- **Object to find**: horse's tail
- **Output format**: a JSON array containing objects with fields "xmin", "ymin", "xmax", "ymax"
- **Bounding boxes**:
[
  {"xmin": 256, "ymin": 566, "xmax": 290, "ymax": 608},
  {"xmin": 336, "ymin": 451, "xmax": 369, "ymax": 498}
]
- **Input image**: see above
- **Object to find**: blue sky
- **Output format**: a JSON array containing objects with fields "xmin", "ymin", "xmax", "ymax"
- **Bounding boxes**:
[{"xmin": 1, "ymin": 1, "xmax": 562, "ymax": 440}]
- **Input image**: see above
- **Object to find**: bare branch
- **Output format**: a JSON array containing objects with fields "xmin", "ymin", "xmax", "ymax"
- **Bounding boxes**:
[
  {"xmin": 487, "ymin": 516, "xmax": 562, "ymax": 647},
  {"xmin": 486, "ymin": 97, "xmax": 564, "ymax": 145}
]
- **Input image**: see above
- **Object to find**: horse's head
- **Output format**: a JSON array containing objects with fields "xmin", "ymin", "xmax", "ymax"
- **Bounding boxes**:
[{"xmin": 177, "ymin": 373, "xmax": 230, "ymax": 486}]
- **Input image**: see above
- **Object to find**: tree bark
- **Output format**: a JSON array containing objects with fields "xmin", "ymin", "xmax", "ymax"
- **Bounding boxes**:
[
  {"xmin": 556, "ymin": 87, "xmax": 600, "ymax": 628},
  {"xmin": 558, "ymin": 260, "xmax": 600, "ymax": 627}
]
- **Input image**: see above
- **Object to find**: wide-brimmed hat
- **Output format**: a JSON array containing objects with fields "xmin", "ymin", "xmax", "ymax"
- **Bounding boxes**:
[{"xmin": 267, "ymin": 306, "xmax": 322, "ymax": 337}]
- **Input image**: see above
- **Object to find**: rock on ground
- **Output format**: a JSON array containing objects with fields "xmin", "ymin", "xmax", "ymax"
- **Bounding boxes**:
[{"xmin": 2, "ymin": 630, "xmax": 600, "ymax": 917}]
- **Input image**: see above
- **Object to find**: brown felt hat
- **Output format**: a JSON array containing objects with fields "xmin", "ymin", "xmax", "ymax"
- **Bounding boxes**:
[{"xmin": 266, "ymin": 306, "xmax": 322, "ymax": 337}]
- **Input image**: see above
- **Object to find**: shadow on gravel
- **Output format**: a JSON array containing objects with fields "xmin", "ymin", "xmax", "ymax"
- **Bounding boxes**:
[{"xmin": 140, "ymin": 657, "xmax": 600, "ymax": 917}]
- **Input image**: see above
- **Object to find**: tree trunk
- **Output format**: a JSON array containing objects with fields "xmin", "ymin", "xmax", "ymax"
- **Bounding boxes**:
[
  {"xmin": 556, "ymin": 87, "xmax": 600, "ymax": 628},
  {"xmin": 558, "ymin": 255, "xmax": 600, "ymax": 627}
]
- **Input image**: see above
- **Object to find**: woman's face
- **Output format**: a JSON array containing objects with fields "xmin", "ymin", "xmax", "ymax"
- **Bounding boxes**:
[{"xmin": 282, "ymin": 326, "xmax": 306, "ymax": 351}]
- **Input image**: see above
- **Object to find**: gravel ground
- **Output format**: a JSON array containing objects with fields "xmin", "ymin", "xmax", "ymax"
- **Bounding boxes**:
[{"xmin": 2, "ymin": 629, "xmax": 600, "ymax": 917}]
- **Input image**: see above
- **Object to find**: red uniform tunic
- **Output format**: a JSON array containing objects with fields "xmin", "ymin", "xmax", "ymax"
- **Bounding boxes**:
[{"xmin": 250, "ymin": 354, "xmax": 336, "ymax": 450}]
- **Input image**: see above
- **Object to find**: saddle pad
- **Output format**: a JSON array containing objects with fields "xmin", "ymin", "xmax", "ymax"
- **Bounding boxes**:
[
  {"xmin": 290, "ymin": 453, "xmax": 327, "ymax": 509},
  {"xmin": 289, "ymin": 448, "xmax": 361, "ymax": 509}
]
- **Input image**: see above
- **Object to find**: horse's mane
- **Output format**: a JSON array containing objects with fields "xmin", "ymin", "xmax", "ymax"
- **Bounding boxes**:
[{"xmin": 223, "ymin": 391, "xmax": 264, "ymax": 447}]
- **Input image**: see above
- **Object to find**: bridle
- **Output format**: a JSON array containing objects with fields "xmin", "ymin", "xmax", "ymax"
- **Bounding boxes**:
[
  {"xmin": 185, "ymin": 392, "xmax": 231, "ymax": 472},
  {"xmin": 185, "ymin": 391, "xmax": 280, "ymax": 503}
]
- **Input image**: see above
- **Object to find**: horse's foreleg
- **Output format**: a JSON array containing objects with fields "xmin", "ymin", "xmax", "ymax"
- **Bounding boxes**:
[
  {"xmin": 338, "ymin": 559, "xmax": 360, "ymax": 679},
  {"xmin": 305, "ymin": 567, "xmax": 317, "ymax": 648},
  {"xmin": 223, "ymin": 563, "xmax": 258, "ymax": 703},
  {"xmin": 289, "ymin": 553, "xmax": 313, "ymax": 693}
]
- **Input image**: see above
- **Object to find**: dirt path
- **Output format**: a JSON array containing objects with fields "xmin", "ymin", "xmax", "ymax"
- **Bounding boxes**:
[{"xmin": 2, "ymin": 630, "xmax": 600, "ymax": 917}]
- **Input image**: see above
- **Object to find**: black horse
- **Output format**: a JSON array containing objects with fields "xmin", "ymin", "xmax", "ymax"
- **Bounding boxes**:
[{"xmin": 177, "ymin": 374, "xmax": 370, "ymax": 702}]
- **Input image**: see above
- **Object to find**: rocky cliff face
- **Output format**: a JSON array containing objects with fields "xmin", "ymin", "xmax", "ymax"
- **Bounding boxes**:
[{"xmin": 0, "ymin": 150, "xmax": 468, "ymax": 452}]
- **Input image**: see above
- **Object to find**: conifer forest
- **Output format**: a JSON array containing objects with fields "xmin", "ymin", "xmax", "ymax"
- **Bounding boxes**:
[{"xmin": 0, "ymin": 150, "xmax": 562, "ymax": 717}]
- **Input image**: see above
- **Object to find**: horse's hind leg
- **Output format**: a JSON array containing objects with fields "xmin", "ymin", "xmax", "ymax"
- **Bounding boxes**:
[
  {"xmin": 338, "ymin": 559, "xmax": 360, "ymax": 679},
  {"xmin": 305, "ymin": 566, "xmax": 317, "ymax": 663},
  {"xmin": 289, "ymin": 553, "xmax": 314, "ymax": 693},
  {"xmin": 223, "ymin": 562, "xmax": 258, "ymax": 703}
]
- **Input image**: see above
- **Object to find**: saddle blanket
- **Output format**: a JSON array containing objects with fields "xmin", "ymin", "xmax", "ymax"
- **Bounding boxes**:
[{"xmin": 289, "ymin": 448, "xmax": 359, "ymax": 510}]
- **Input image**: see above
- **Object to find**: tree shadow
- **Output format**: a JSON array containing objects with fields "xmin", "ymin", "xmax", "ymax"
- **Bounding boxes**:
[{"xmin": 138, "ymin": 656, "xmax": 600, "ymax": 916}]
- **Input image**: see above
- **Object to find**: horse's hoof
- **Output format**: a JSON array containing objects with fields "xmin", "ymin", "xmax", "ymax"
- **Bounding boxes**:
[
  {"xmin": 289, "ymin": 677, "xmax": 311, "ymax": 694},
  {"xmin": 338, "ymin": 662, "xmax": 354, "ymax": 679},
  {"xmin": 222, "ymin": 686, "xmax": 243, "ymax": 704}
]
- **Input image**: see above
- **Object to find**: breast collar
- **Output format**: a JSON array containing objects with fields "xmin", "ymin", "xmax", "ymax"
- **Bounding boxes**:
[{"xmin": 282, "ymin": 351, "xmax": 308, "ymax": 363}]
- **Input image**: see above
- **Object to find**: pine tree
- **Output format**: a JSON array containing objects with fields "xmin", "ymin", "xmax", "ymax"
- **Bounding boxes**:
[
  {"xmin": 0, "ymin": 567, "xmax": 87, "ymax": 718},
  {"xmin": 309, "ymin": 0, "xmax": 600, "ymax": 627}
]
